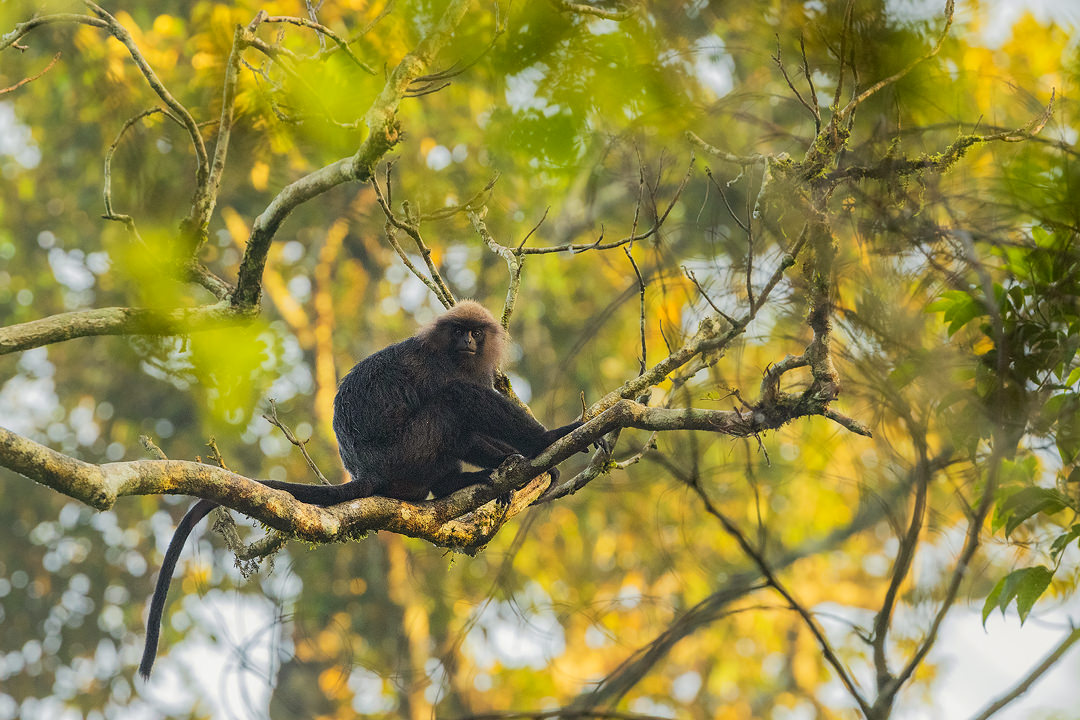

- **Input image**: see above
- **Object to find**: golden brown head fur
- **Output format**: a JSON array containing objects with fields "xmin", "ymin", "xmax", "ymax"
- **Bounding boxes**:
[{"xmin": 417, "ymin": 301, "xmax": 507, "ymax": 381}]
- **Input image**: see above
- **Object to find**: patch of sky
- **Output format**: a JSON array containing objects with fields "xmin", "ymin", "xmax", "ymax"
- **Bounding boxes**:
[
  {"xmin": 691, "ymin": 35, "xmax": 735, "ymax": 98},
  {"xmin": 505, "ymin": 63, "xmax": 562, "ymax": 116},
  {"xmin": 0, "ymin": 101, "xmax": 41, "ymax": 171}
]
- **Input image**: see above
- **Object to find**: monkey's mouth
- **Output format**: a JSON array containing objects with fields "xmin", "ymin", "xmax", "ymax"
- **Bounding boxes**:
[{"xmin": 458, "ymin": 349, "xmax": 477, "ymax": 356}]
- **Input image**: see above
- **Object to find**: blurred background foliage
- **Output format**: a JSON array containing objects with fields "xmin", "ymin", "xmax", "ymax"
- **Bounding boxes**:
[{"xmin": 0, "ymin": 0, "xmax": 1079, "ymax": 718}]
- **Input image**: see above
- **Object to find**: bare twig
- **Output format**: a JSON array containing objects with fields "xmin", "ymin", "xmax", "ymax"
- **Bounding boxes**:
[
  {"xmin": 686, "ymin": 478, "xmax": 871, "ymax": 716},
  {"xmin": 103, "ymin": 108, "xmax": 182, "ymax": 230},
  {"xmin": 773, "ymin": 35, "xmax": 820, "ymax": 131},
  {"xmin": 262, "ymin": 399, "xmax": 331, "ymax": 485},
  {"xmin": 84, "ymin": 1, "xmax": 209, "ymax": 189},
  {"xmin": 685, "ymin": 131, "xmax": 773, "ymax": 167},
  {"xmin": 969, "ymin": 626, "xmax": 1080, "ymax": 720},
  {"xmin": 263, "ymin": 15, "xmax": 377, "ymax": 73},
  {"xmin": 625, "ymin": 246, "xmax": 647, "ymax": 375},
  {"xmin": 371, "ymin": 172, "xmax": 456, "ymax": 308},
  {"xmin": 0, "ymin": 51, "xmax": 60, "ymax": 96},
  {"xmin": 799, "ymin": 34, "xmax": 820, "ymax": 132},
  {"xmin": 837, "ymin": 0, "xmax": 955, "ymax": 121},
  {"xmin": 682, "ymin": 266, "xmax": 736, "ymax": 325},
  {"xmin": 517, "ymin": 206, "xmax": 549, "ymax": 251},
  {"xmin": 522, "ymin": 156, "xmax": 695, "ymax": 255}
]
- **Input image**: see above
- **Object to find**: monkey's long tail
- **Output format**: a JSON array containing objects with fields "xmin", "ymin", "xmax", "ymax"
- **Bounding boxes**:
[{"xmin": 139, "ymin": 499, "xmax": 217, "ymax": 679}]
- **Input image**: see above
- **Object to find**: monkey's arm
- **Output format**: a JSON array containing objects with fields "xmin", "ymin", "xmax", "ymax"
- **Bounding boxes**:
[{"xmin": 439, "ymin": 382, "xmax": 582, "ymax": 456}]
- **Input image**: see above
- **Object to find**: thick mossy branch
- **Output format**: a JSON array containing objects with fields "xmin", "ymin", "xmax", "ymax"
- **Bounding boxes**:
[{"xmin": 0, "ymin": 384, "xmax": 868, "ymax": 551}]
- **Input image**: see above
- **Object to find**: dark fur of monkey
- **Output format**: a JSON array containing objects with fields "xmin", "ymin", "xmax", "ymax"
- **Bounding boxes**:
[{"xmin": 139, "ymin": 302, "xmax": 581, "ymax": 678}]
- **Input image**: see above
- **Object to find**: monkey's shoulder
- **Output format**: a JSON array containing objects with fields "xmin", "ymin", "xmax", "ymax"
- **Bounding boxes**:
[{"xmin": 339, "ymin": 336, "xmax": 445, "ymax": 390}]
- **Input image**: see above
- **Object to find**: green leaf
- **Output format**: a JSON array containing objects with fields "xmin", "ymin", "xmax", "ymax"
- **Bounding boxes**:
[
  {"xmin": 942, "ymin": 293, "xmax": 984, "ymax": 336},
  {"xmin": 1014, "ymin": 566, "xmax": 1054, "ymax": 623},
  {"xmin": 926, "ymin": 289, "xmax": 969, "ymax": 314},
  {"xmin": 1050, "ymin": 524, "xmax": 1080, "ymax": 561},
  {"xmin": 982, "ymin": 566, "xmax": 1054, "ymax": 626},
  {"xmin": 982, "ymin": 575, "xmax": 1005, "ymax": 626},
  {"xmin": 999, "ymin": 486, "xmax": 1071, "ymax": 537}
]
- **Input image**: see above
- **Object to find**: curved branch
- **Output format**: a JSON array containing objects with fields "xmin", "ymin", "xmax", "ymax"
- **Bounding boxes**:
[
  {"xmin": 0, "ymin": 51, "xmax": 61, "ymax": 96},
  {"xmin": 231, "ymin": 0, "xmax": 473, "ymax": 309},
  {"xmin": 588, "ymin": 235, "xmax": 803, "ymax": 416},
  {"xmin": 262, "ymin": 15, "xmax": 377, "ymax": 74},
  {"xmin": 83, "ymin": 2, "xmax": 209, "ymax": 188},
  {"xmin": 1, "ymin": 389, "xmax": 869, "ymax": 549},
  {"xmin": 837, "ymin": 0, "xmax": 954, "ymax": 121},
  {"xmin": 969, "ymin": 626, "xmax": 1080, "ymax": 720},
  {"xmin": 0, "ymin": 14, "xmax": 108, "ymax": 51},
  {"xmin": 520, "ymin": 156, "xmax": 694, "ymax": 255},
  {"xmin": 569, "ymin": 468, "xmax": 915, "ymax": 711}
]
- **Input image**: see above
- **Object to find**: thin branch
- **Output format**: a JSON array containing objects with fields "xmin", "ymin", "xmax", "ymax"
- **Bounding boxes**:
[
  {"xmin": 262, "ymin": 399, "xmax": 330, "ymax": 485},
  {"xmin": 262, "ymin": 15, "xmax": 377, "ymax": 73},
  {"xmin": 1, "ymin": 15, "xmax": 109, "ymax": 52},
  {"xmin": 685, "ymin": 479, "xmax": 871, "ymax": 716},
  {"xmin": 83, "ymin": 1, "xmax": 209, "ymax": 188},
  {"xmin": 705, "ymin": 166, "xmax": 748, "ymax": 228},
  {"xmin": 744, "ymin": 169, "xmax": 756, "ymax": 307},
  {"xmin": 570, "ymin": 471, "xmax": 914, "ymax": 711},
  {"xmin": 773, "ymin": 35, "xmax": 820, "ymax": 131},
  {"xmin": 682, "ymin": 266, "xmax": 735, "ymax": 325},
  {"xmin": 799, "ymin": 34, "xmax": 820, "ymax": 133},
  {"xmin": 968, "ymin": 626, "xmax": 1080, "ymax": 720},
  {"xmin": 685, "ymin": 131, "xmax": 773, "ymax": 167},
  {"xmin": 832, "ymin": 0, "xmax": 855, "ymax": 109},
  {"xmin": 0, "ymin": 51, "xmax": 60, "ymax": 96},
  {"xmin": 871, "ymin": 441, "xmax": 932, "ymax": 690},
  {"xmin": 191, "ymin": 17, "xmax": 256, "ymax": 239},
  {"xmin": 517, "ymin": 206, "xmax": 549, "ymax": 251},
  {"xmin": 589, "ymin": 229, "xmax": 806, "ymax": 417},
  {"xmin": 103, "ymin": 108, "xmax": 181, "ymax": 229},
  {"xmin": 521, "ymin": 156, "xmax": 695, "ymax": 255},
  {"xmin": 413, "ymin": 173, "xmax": 500, "ymax": 222},
  {"xmin": 624, "ymin": 246, "xmax": 647, "ymax": 375},
  {"xmin": 372, "ymin": 173, "xmax": 456, "ymax": 308},
  {"xmin": 837, "ymin": 0, "xmax": 955, "ymax": 121}
]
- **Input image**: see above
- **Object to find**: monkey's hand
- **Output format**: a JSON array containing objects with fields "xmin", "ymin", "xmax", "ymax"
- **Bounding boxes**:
[{"xmin": 495, "ymin": 454, "xmax": 560, "ymax": 491}]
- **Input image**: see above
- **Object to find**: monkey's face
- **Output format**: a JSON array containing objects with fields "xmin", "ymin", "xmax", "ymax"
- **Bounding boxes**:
[{"xmin": 450, "ymin": 324, "xmax": 485, "ymax": 356}]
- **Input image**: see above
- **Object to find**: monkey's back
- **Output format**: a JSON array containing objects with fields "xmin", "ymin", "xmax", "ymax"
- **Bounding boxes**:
[{"xmin": 331, "ymin": 337, "xmax": 464, "ymax": 498}]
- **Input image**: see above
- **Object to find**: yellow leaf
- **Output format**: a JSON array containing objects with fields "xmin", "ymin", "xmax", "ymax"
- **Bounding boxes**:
[{"xmin": 250, "ymin": 161, "xmax": 270, "ymax": 191}]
